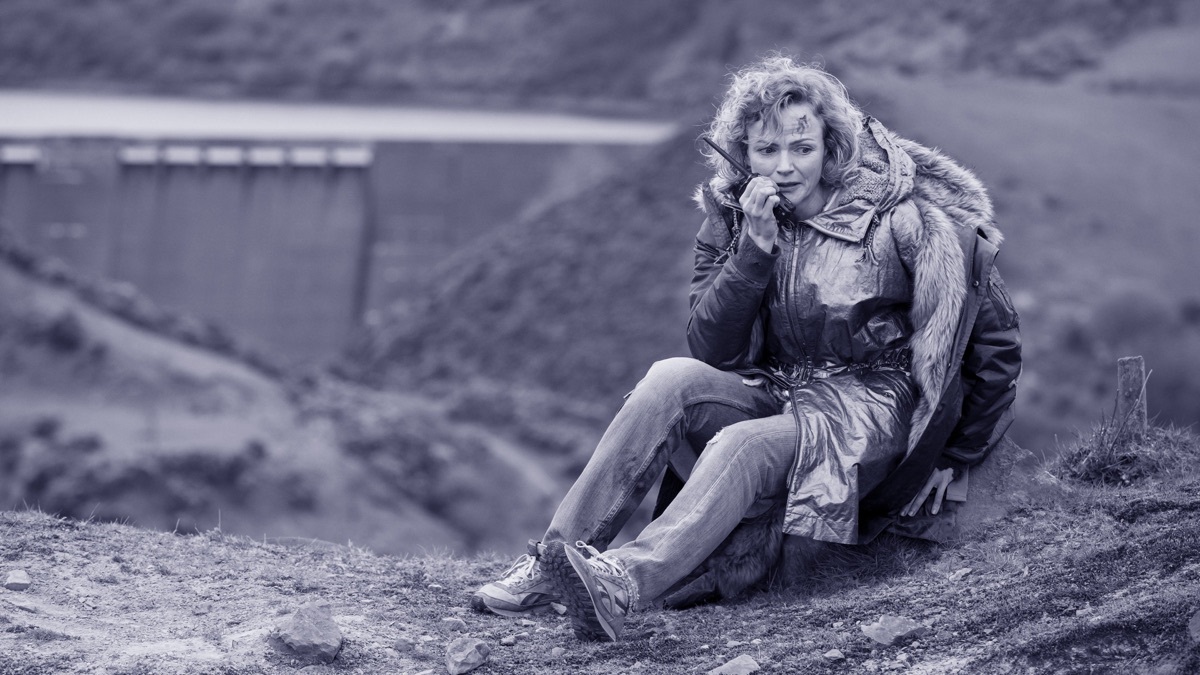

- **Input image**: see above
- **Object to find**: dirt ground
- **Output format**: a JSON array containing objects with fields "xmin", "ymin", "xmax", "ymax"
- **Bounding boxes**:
[{"xmin": 3, "ymin": 468, "xmax": 1199, "ymax": 674}]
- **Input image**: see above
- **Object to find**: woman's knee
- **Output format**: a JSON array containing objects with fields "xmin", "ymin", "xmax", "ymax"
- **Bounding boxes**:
[
  {"xmin": 702, "ymin": 420, "xmax": 764, "ymax": 458},
  {"xmin": 698, "ymin": 419, "xmax": 795, "ymax": 480},
  {"xmin": 633, "ymin": 357, "xmax": 718, "ymax": 398}
]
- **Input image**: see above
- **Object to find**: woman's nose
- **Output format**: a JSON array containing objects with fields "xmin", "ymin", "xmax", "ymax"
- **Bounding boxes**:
[{"xmin": 775, "ymin": 151, "xmax": 796, "ymax": 174}]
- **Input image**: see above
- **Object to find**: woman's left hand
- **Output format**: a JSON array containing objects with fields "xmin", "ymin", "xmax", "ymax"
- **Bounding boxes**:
[{"xmin": 901, "ymin": 468, "xmax": 955, "ymax": 517}]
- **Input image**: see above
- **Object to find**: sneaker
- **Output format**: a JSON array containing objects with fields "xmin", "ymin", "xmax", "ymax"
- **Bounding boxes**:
[
  {"xmin": 470, "ymin": 541, "xmax": 557, "ymax": 617},
  {"xmin": 543, "ymin": 540, "xmax": 632, "ymax": 641}
]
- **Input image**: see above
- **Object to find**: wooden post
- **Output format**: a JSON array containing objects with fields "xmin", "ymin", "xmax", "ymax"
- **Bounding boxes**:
[{"xmin": 1116, "ymin": 356, "xmax": 1147, "ymax": 443}]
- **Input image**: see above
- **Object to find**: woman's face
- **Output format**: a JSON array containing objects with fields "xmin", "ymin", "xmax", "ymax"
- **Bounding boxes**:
[{"xmin": 746, "ymin": 102, "xmax": 827, "ymax": 219}]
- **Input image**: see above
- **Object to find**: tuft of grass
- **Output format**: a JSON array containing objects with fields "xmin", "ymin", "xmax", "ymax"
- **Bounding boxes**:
[
  {"xmin": 25, "ymin": 627, "xmax": 75, "ymax": 642},
  {"xmin": 1053, "ymin": 421, "xmax": 1200, "ymax": 486},
  {"xmin": 801, "ymin": 533, "xmax": 941, "ymax": 594}
]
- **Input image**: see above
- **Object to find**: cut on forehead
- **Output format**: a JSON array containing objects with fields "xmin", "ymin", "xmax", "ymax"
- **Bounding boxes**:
[{"xmin": 749, "ymin": 99, "xmax": 822, "ymax": 142}]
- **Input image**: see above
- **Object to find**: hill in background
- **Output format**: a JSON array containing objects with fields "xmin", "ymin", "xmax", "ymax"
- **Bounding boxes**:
[
  {"xmin": 0, "ymin": 234, "xmax": 599, "ymax": 556},
  {"xmin": 0, "ymin": 0, "xmax": 1186, "ymax": 113}
]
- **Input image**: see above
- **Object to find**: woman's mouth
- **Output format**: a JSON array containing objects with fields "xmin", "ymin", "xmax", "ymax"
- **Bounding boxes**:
[{"xmin": 776, "ymin": 182, "xmax": 801, "ymax": 191}]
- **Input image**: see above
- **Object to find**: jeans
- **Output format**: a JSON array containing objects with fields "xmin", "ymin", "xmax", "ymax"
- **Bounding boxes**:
[{"xmin": 542, "ymin": 357, "xmax": 807, "ymax": 605}]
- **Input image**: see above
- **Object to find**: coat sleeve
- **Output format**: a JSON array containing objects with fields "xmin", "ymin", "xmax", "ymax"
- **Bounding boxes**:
[
  {"xmin": 686, "ymin": 216, "xmax": 779, "ymax": 369},
  {"xmin": 937, "ymin": 263, "xmax": 1022, "ymax": 471}
]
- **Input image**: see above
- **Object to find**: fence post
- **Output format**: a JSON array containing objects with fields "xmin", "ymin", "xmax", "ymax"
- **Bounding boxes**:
[{"xmin": 1116, "ymin": 356, "xmax": 1147, "ymax": 443}]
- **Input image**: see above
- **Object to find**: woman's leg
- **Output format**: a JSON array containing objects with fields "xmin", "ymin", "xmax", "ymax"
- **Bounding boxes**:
[
  {"xmin": 607, "ymin": 412, "xmax": 799, "ymax": 604},
  {"xmin": 473, "ymin": 357, "xmax": 775, "ymax": 617},
  {"xmin": 543, "ymin": 412, "xmax": 802, "ymax": 639},
  {"xmin": 543, "ymin": 357, "xmax": 779, "ymax": 549}
]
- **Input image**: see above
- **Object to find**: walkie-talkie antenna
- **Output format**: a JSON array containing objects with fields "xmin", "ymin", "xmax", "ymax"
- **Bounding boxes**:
[
  {"xmin": 701, "ymin": 136, "xmax": 796, "ymax": 220},
  {"xmin": 701, "ymin": 137, "xmax": 752, "ymax": 178}
]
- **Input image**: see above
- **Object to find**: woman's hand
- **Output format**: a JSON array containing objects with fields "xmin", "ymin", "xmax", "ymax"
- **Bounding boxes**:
[
  {"xmin": 738, "ymin": 176, "xmax": 781, "ymax": 253},
  {"xmin": 901, "ymin": 468, "xmax": 955, "ymax": 517}
]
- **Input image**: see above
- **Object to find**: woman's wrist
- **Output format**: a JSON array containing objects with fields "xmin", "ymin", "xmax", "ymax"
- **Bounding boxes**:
[{"xmin": 747, "ymin": 222, "xmax": 777, "ymax": 252}]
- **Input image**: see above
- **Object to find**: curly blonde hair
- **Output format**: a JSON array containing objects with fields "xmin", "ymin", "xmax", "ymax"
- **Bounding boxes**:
[{"xmin": 702, "ymin": 56, "xmax": 863, "ymax": 195}]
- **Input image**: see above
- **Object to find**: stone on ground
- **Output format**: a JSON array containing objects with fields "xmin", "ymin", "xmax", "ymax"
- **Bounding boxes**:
[
  {"xmin": 861, "ymin": 615, "xmax": 930, "ymax": 645},
  {"xmin": 1189, "ymin": 609, "xmax": 1200, "ymax": 643},
  {"xmin": 4, "ymin": 570, "xmax": 32, "ymax": 591},
  {"xmin": 707, "ymin": 654, "xmax": 760, "ymax": 674},
  {"xmin": 277, "ymin": 600, "xmax": 343, "ymax": 663},
  {"xmin": 824, "ymin": 648, "xmax": 845, "ymax": 660},
  {"xmin": 446, "ymin": 637, "xmax": 490, "ymax": 675}
]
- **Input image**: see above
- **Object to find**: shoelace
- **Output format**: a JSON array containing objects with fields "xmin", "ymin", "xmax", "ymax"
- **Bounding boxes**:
[
  {"xmin": 502, "ymin": 554, "xmax": 538, "ymax": 581},
  {"xmin": 573, "ymin": 541, "xmax": 627, "ymax": 577}
]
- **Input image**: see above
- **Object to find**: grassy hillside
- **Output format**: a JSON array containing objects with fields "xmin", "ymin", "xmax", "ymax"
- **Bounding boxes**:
[{"xmin": 2, "ymin": 425, "xmax": 1198, "ymax": 674}]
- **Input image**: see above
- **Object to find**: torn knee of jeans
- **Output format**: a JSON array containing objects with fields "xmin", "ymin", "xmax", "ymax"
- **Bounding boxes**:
[{"xmin": 706, "ymin": 428, "xmax": 726, "ymax": 449}]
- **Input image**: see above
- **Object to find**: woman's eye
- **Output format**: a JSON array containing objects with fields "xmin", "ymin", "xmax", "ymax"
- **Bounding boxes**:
[{"xmin": 757, "ymin": 147, "xmax": 775, "ymax": 155}]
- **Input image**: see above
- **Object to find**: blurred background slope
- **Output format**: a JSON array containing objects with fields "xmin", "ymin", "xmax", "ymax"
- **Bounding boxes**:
[{"xmin": 2, "ymin": 0, "xmax": 1199, "ymax": 555}]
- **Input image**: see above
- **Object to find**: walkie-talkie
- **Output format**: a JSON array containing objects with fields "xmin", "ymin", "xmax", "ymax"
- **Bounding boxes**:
[{"xmin": 702, "ymin": 136, "xmax": 795, "ymax": 223}]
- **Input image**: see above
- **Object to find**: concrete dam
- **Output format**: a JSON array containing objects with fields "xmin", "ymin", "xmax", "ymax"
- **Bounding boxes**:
[{"xmin": 0, "ymin": 90, "xmax": 677, "ymax": 360}]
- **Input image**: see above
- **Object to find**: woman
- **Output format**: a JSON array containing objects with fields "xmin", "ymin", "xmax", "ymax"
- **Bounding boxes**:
[{"xmin": 472, "ymin": 56, "xmax": 1021, "ymax": 642}]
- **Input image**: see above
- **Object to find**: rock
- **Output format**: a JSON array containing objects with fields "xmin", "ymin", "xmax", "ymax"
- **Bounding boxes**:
[
  {"xmin": 277, "ymin": 601, "xmax": 343, "ymax": 663},
  {"xmin": 500, "ymin": 635, "xmax": 517, "ymax": 646},
  {"xmin": 445, "ymin": 637, "xmax": 490, "ymax": 675},
  {"xmin": 4, "ymin": 570, "xmax": 31, "ymax": 591},
  {"xmin": 8, "ymin": 598, "xmax": 37, "ymax": 614},
  {"xmin": 442, "ymin": 617, "xmax": 469, "ymax": 632},
  {"xmin": 519, "ymin": 618, "xmax": 537, "ymax": 627},
  {"xmin": 394, "ymin": 636, "xmax": 416, "ymax": 652},
  {"xmin": 193, "ymin": 602, "xmax": 212, "ymax": 616},
  {"xmin": 862, "ymin": 615, "xmax": 930, "ymax": 646},
  {"xmin": 1189, "ymin": 610, "xmax": 1200, "ymax": 643},
  {"xmin": 550, "ymin": 647, "xmax": 566, "ymax": 659},
  {"xmin": 427, "ymin": 583, "xmax": 445, "ymax": 591},
  {"xmin": 948, "ymin": 567, "xmax": 973, "ymax": 582},
  {"xmin": 707, "ymin": 654, "xmax": 760, "ymax": 675},
  {"xmin": 823, "ymin": 648, "xmax": 845, "ymax": 661}
]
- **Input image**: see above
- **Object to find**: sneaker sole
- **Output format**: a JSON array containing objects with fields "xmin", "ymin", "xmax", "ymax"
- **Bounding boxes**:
[
  {"xmin": 541, "ymin": 541, "xmax": 612, "ymax": 642},
  {"xmin": 469, "ymin": 594, "xmax": 554, "ymax": 618},
  {"xmin": 469, "ymin": 588, "xmax": 555, "ymax": 617}
]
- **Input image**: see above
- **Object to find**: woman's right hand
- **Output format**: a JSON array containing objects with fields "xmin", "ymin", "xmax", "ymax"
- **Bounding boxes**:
[{"xmin": 738, "ymin": 175, "xmax": 781, "ymax": 253}]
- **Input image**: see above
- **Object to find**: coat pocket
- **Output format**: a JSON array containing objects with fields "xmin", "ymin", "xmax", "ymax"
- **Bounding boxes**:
[{"xmin": 987, "ymin": 266, "xmax": 1019, "ymax": 330}]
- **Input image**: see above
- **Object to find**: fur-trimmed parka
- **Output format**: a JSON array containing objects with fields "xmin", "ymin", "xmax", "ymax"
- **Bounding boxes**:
[{"xmin": 654, "ymin": 118, "xmax": 1021, "ymax": 608}]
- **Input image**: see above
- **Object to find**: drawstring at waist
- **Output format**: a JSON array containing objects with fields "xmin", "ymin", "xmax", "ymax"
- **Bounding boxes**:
[{"xmin": 744, "ymin": 349, "xmax": 912, "ymax": 412}]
